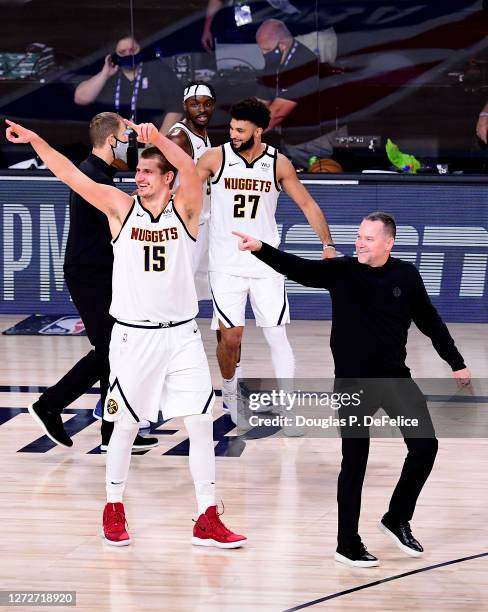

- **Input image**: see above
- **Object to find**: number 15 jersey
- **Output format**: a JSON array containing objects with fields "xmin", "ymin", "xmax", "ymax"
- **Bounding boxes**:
[
  {"xmin": 209, "ymin": 142, "xmax": 281, "ymax": 278},
  {"xmin": 110, "ymin": 196, "xmax": 198, "ymax": 322}
]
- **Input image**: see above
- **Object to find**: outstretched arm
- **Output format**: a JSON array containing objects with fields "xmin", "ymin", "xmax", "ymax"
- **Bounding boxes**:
[
  {"xmin": 5, "ymin": 119, "xmax": 131, "ymax": 222},
  {"xmin": 232, "ymin": 230, "xmax": 338, "ymax": 288},
  {"xmin": 277, "ymin": 154, "xmax": 335, "ymax": 259}
]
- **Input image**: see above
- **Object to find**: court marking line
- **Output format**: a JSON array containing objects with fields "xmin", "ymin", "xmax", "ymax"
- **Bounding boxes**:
[
  {"xmin": 283, "ymin": 551, "xmax": 488, "ymax": 611},
  {"xmin": 0, "ymin": 386, "xmax": 482, "ymax": 402}
]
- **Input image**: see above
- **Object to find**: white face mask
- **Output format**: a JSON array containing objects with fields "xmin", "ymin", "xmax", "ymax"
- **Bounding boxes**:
[{"xmin": 111, "ymin": 136, "xmax": 129, "ymax": 163}]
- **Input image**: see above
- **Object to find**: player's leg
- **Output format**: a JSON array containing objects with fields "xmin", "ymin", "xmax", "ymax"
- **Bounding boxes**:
[
  {"xmin": 250, "ymin": 275, "xmax": 295, "ymax": 379},
  {"xmin": 209, "ymin": 272, "xmax": 248, "ymax": 414},
  {"xmin": 162, "ymin": 321, "xmax": 246, "ymax": 548},
  {"xmin": 103, "ymin": 413, "xmax": 139, "ymax": 546},
  {"xmin": 101, "ymin": 324, "xmax": 163, "ymax": 545},
  {"xmin": 216, "ymin": 329, "xmax": 243, "ymax": 378}
]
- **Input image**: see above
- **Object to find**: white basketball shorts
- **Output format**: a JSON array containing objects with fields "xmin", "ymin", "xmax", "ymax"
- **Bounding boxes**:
[
  {"xmin": 209, "ymin": 271, "xmax": 290, "ymax": 329},
  {"xmin": 104, "ymin": 319, "xmax": 214, "ymax": 423}
]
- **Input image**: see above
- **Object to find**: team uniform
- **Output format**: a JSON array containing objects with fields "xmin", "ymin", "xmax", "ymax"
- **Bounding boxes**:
[
  {"xmin": 171, "ymin": 121, "xmax": 212, "ymax": 300},
  {"xmin": 104, "ymin": 195, "xmax": 214, "ymax": 424},
  {"xmin": 209, "ymin": 142, "xmax": 289, "ymax": 329}
]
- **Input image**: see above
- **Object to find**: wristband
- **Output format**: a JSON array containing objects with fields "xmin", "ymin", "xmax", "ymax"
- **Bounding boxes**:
[
  {"xmin": 479, "ymin": 112, "xmax": 488, "ymax": 117},
  {"xmin": 323, "ymin": 243, "xmax": 336, "ymax": 249}
]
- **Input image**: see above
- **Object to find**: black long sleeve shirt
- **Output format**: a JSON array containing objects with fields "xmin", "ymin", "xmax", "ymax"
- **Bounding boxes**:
[
  {"xmin": 253, "ymin": 243, "xmax": 466, "ymax": 378},
  {"xmin": 64, "ymin": 153, "xmax": 116, "ymax": 279}
]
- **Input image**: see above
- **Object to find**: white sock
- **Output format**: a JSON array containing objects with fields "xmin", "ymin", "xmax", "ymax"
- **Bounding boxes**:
[
  {"xmin": 222, "ymin": 373, "xmax": 237, "ymax": 396},
  {"xmin": 184, "ymin": 413, "xmax": 216, "ymax": 515},
  {"xmin": 105, "ymin": 417, "xmax": 139, "ymax": 503},
  {"xmin": 262, "ymin": 325, "xmax": 295, "ymax": 378}
]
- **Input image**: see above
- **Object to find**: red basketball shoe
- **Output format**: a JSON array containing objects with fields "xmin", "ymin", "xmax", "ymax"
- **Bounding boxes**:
[
  {"xmin": 192, "ymin": 505, "xmax": 247, "ymax": 549},
  {"xmin": 103, "ymin": 502, "xmax": 131, "ymax": 546}
]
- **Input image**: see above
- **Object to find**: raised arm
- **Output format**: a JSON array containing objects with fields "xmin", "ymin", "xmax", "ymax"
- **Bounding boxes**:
[
  {"xmin": 127, "ymin": 119, "xmax": 202, "ymax": 227},
  {"xmin": 232, "ymin": 231, "xmax": 338, "ymax": 288},
  {"xmin": 277, "ymin": 154, "xmax": 335, "ymax": 259},
  {"xmin": 74, "ymin": 55, "xmax": 118, "ymax": 106},
  {"xmin": 5, "ymin": 120, "xmax": 132, "ymax": 226}
]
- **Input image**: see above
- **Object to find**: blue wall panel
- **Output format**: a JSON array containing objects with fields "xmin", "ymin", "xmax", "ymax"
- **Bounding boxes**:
[{"xmin": 0, "ymin": 177, "xmax": 486, "ymax": 322}]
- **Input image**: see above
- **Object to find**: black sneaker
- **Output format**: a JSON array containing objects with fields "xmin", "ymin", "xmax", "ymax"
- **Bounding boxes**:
[
  {"xmin": 28, "ymin": 402, "xmax": 73, "ymax": 448},
  {"xmin": 100, "ymin": 434, "xmax": 159, "ymax": 453},
  {"xmin": 378, "ymin": 515, "xmax": 424, "ymax": 557},
  {"xmin": 335, "ymin": 542, "xmax": 379, "ymax": 567}
]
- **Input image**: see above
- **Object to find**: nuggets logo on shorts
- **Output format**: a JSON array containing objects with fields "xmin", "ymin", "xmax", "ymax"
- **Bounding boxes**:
[{"xmin": 107, "ymin": 398, "xmax": 119, "ymax": 415}]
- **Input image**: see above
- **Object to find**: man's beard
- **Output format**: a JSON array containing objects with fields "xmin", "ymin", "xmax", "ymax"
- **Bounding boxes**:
[{"xmin": 231, "ymin": 135, "xmax": 254, "ymax": 153}]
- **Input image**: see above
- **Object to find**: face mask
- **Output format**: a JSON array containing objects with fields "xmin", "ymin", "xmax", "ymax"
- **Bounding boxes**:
[
  {"xmin": 111, "ymin": 136, "xmax": 129, "ymax": 163},
  {"xmin": 114, "ymin": 52, "xmax": 144, "ymax": 68},
  {"xmin": 263, "ymin": 46, "xmax": 281, "ymax": 71}
]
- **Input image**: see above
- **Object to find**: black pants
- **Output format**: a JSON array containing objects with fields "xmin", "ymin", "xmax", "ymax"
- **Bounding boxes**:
[
  {"xmin": 335, "ymin": 378, "xmax": 438, "ymax": 548},
  {"xmin": 37, "ymin": 272, "xmax": 115, "ymax": 444}
]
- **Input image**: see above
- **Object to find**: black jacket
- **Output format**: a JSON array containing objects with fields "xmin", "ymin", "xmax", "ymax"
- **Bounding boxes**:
[
  {"xmin": 64, "ymin": 153, "xmax": 116, "ymax": 279},
  {"xmin": 254, "ymin": 244, "xmax": 466, "ymax": 377}
]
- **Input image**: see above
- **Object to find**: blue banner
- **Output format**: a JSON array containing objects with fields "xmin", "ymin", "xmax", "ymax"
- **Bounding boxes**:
[{"xmin": 0, "ymin": 176, "xmax": 486, "ymax": 322}]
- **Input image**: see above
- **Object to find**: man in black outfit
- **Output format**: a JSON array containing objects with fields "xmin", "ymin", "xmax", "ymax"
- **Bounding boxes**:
[
  {"xmin": 28, "ymin": 112, "xmax": 158, "ymax": 452},
  {"xmin": 233, "ymin": 212, "xmax": 471, "ymax": 567},
  {"xmin": 255, "ymin": 19, "xmax": 319, "ymax": 132}
]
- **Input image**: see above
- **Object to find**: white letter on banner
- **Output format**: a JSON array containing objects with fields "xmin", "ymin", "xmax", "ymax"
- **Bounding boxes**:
[
  {"xmin": 3, "ymin": 203, "xmax": 33, "ymax": 301},
  {"xmin": 39, "ymin": 204, "xmax": 70, "ymax": 302}
]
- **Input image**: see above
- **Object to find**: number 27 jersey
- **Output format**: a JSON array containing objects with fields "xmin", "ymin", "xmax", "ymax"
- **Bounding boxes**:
[{"xmin": 209, "ymin": 143, "xmax": 281, "ymax": 278}]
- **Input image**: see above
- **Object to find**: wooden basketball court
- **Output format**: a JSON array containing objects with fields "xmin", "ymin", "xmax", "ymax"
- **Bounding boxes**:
[{"xmin": 1, "ymin": 314, "xmax": 487, "ymax": 611}]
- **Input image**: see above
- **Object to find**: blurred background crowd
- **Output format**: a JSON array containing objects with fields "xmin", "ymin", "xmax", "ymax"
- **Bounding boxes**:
[{"xmin": 2, "ymin": 0, "xmax": 488, "ymax": 173}]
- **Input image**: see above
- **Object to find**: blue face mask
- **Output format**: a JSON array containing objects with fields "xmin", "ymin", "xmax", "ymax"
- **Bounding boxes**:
[
  {"xmin": 114, "ymin": 52, "xmax": 144, "ymax": 68},
  {"xmin": 263, "ymin": 46, "xmax": 282, "ymax": 70}
]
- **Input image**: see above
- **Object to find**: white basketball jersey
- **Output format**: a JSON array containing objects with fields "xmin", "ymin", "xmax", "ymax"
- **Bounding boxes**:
[
  {"xmin": 170, "ymin": 121, "xmax": 212, "ymax": 221},
  {"xmin": 110, "ymin": 196, "xmax": 198, "ymax": 322},
  {"xmin": 209, "ymin": 142, "xmax": 281, "ymax": 277}
]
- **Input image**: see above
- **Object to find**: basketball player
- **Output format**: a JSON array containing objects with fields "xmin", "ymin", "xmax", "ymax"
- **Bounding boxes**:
[
  {"xmin": 168, "ymin": 82, "xmax": 245, "ymax": 382},
  {"xmin": 26, "ymin": 111, "xmax": 157, "ymax": 453},
  {"xmin": 167, "ymin": 81, "xmax": 215, "ymax": 300},
  {"xmin": 5, "ymin": 118, "xmax": 246, "ymax": 549},
  {"xmin": 197, "ymin": 97, "xmax": 335, "ymax": 418}
]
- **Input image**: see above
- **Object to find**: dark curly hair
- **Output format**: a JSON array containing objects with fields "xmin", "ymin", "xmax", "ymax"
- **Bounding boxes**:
[{"xmin": 230, "ymin": 97, "xmax": 271, "ymax": 130}]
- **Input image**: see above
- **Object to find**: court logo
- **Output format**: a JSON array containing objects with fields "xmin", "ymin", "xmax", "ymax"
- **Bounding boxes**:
[{"xmin": 107, "ymin": 399, "xmax": 119, "ymax": 415}]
